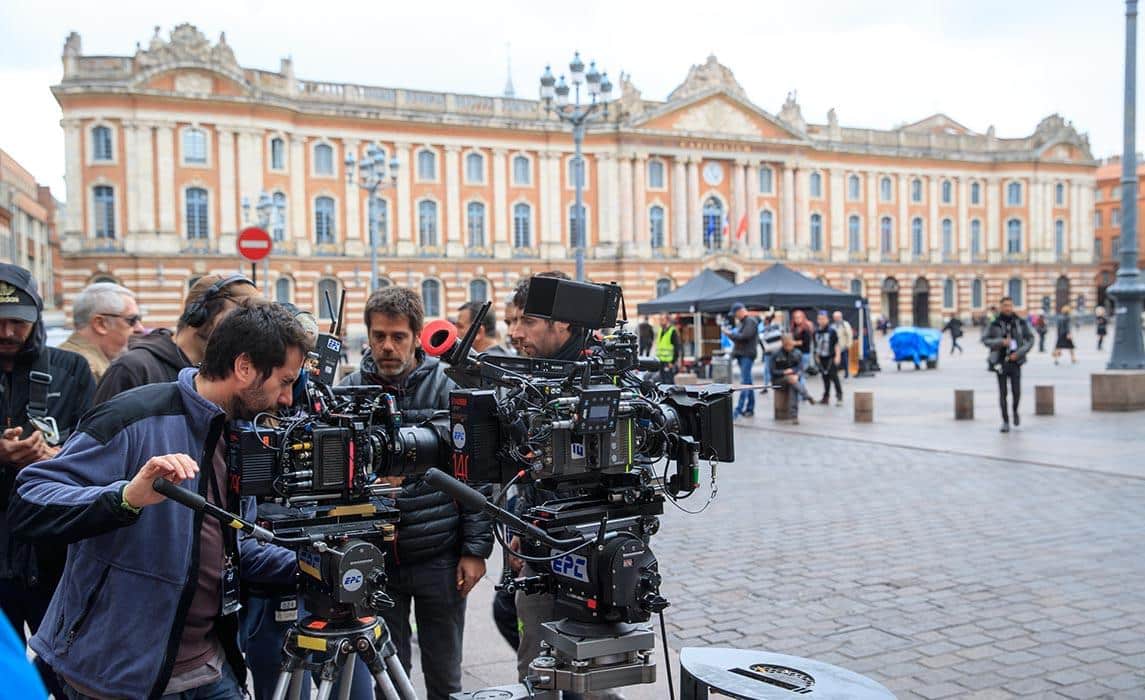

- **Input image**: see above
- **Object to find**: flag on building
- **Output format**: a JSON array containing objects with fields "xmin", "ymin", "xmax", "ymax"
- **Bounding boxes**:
[{"xmin": 735, "ymin": 212, "xmax": 748, "ymax": 240}]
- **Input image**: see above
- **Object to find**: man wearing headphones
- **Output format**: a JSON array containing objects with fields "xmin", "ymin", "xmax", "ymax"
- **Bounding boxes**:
[{"xmin": 95, "ymin": 274, "xmax": 260, "ymax": 403}]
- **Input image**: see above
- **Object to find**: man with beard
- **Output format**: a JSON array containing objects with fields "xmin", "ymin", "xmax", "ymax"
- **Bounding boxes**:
[
  {"xmin": 983, "ymin": 296, "xmax": 1035, "ymax": 433},
  {"xmin": 339, "ymin": 286, "xmax": 492, "ymax": 700},
  {"xmin": 456, "ymin": 301, "xmax": 510, "ymax": 356},
  {"xmin": 10, "ymin": 301, "xmax": 302, "ymax": 699},
  {"xmin": 0, "ymin": 263, "xmax": 94, "ymax": 697}
]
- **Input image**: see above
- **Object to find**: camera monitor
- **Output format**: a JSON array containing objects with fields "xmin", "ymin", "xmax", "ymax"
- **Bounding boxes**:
[{"xmin": 523, "ymin": 277, "xmax": 621, "ymax": 330}]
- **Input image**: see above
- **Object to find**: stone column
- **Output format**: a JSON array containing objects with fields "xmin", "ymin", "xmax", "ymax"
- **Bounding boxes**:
[
  {"xmin": 672, "ymin": 157, "xmax": 687, "ymax": 250},
  {"xmin": 218, "ymin": 130, "xmax": 237, "ymax": 235},
  {"xmin": 897, "ymin": 174, "xmax": 909, "ymax": 261},
  {"xmin": 733, "ymin": 158, "xmax": 748, "ymax": 253},
  {"xmin": 290, "ymin": 135, "xmax": 308, "ymax": 253},
  {"xmin": 927, "ymin": 175, "xmax": 939, "ymax": 260},
  {"xmin": 134, "ymin": 124, "xmax": 156, "ymax": 234},
  {"xmin": 781, "ymin": 163, "xmax": 795, "ymax": 252},
  {"xmin": 155, "ymin": 124, "xmax": 176, "ymax": 236},
  {"xmin": 748, "ymin": 161, "xmax": 762, "ymax": 256},
  {"xmin": 633, "ymin": 154, "xmax": 647, "ymax": 254},
  {"xmin": 62, "ymin": 120, "xmax": 82, "ymax": 237},
  {"xmin": 492, "ymin": 148, "xmax": 509, "ymax": 258},
  {"xmin": 124, "ymin": 125, "xmax": 141, "ymax": 235},
  {"xmin": 538, "ymin": 151, "xmax": 552, "ymax": 247},
  {"xmin": 829, "ymin": 168, "xmax": 845, "ymax": 260},
  {"xmin": 1069, "ymin": 180, "xmax": 1081, "ymax": 259},
  {"xmin": 444, "ymin": 146, "xmax": 462, "ymax": 255},
  {"xmin": 686, "ymin": 157, "xmax": 700, "ymax": 254},
  {"xmin": 794, "ymin": 165, "xmax": 809, "ymax": 257},
  {"xmin": 1043, "ymin": 178, "xmax": 1055, "ymax": 259},
  {"xmin": 957, "ymin": 177, "xmax": 970, "ymax": 262},
  {"xmin": 618, "ymin": 154, "xmax": 634, "ymax": 247},
  {"xmin": 343, "ymin": 140, "xmax": 363, "ymax": 256},
  {"xmin": 1028, "ymin": 176, "xmax": 1041, "ymax": 260},
  {"xmin": 548, "ymin": 152, "xmax": 563, "ymax": 252},
  {"xmin": 865, "ymin": 171, "xmax": 877, "ymax": 260},
  {"xmin": 395, "ymin": 142, "xmax": 413, "ymax": 255},
  {"xmin": 1078, "ymin": 182, "xmax": 1095, "ymax": 258},
  {"xmin": 986, "ymin": 176, "xmax": 1001, "ymax": 262},
  {"xmin": 597, "ymin": 151, "xmax": 619, "ymax": 254}
]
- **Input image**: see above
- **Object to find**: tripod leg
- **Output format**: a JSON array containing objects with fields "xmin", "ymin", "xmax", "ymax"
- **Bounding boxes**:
[
  {"xmin": 271, "ymin": 669, "xmax": 293, "ymax": 700},
  {"xmin": 336, "ymin": 653, "xmax": 357, "ymax": 700},
  {"xmin": 371, "ymin": 666, "xmax": 402, "ymax": 700},
  {"xmin": 315, "ymin": 677, "xmax": 337, "ymax": 700},
  {"xmin": 383, "ymin": 652, "xmax": 418, "ymax": 700}
]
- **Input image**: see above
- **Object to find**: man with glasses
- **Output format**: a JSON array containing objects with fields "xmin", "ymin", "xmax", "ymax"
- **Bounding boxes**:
[{"xmin": 59, "ymin": 282, "xmax": 145, "ymax": 383}]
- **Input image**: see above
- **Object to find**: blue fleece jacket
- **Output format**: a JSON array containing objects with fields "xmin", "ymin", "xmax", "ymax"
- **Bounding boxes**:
[{"xmin": 9, "ymin": 368, "xmax": 295, "ymax": 699}]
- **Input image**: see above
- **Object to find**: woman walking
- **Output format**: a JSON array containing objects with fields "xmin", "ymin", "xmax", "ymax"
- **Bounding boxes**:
[
  {"xmin": 1096, "ymin": 306, "xmax": 1109, "ymax": 351},
  {"xmin": 1053, "ymin": 305, "xmax": 1077, "ymax": 365}
]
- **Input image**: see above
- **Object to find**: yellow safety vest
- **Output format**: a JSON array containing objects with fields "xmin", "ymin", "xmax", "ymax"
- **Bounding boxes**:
[{"xmin": 656, "ymin": 326, "xmax": 677, "ymax": 363}]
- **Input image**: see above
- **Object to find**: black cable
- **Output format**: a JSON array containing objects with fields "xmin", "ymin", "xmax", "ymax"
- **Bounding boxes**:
[{"xmin": 659, "ymin": 610, "xmax": 675, "ymax": 700}]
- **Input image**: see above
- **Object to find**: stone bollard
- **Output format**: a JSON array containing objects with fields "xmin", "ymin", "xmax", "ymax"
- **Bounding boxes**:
[
  {"xmin": 954, "ymin": 389, "xmax": 974, "ymax": 420},
  {"xmin": 1035, "ymin": 385, "xmax": 1055, "ymax": 415},
  {"xmin": 854, "ymin": 391, "xmax": 874, "ymax": 423},
  {"xmin": 773, "ymin": 386, "xmax": 791, "ymax": 420}
]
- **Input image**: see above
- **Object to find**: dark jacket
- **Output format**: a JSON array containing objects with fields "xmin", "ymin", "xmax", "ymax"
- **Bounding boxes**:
[
  {"xmin": 812, "ymin": 325, "xmax": 839, "ymax": 359},
  {"xmin": 793, "ymin": 324, "xmax": 813, "ymax": 355},
  {"xmin": 340, "ymin": 351, "xmax": 492, "ymax": 565},
  {"xmin": 94, "ymin": 328, "xmax": 191, "ymax": 405},
  {"xmin": 727, "ymin": 315, "xmax": 759, "ymax": 359},
  {"xmin": 771, "ymin": 347, "xmax": 804, "ymax": 374},
  {"xmin": 10, "ymin": 368, "xmax": 294, "ymax": 699},
  {"xmin": 983, "ymin": 313, "xmax": 1035, "ymax": 367},
  {"xmin": 0, "ymin": 264, "xmax": 95, "ymax": 586},
  {"xmin": 942, "ymin": 318, "xmax": 964, "ymax": 338}
]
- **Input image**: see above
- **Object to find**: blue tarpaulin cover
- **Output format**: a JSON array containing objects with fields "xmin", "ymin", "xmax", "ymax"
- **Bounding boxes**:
[{"xmin": 889, "ymin": 326, "xmax": 942, "ymax": 363}]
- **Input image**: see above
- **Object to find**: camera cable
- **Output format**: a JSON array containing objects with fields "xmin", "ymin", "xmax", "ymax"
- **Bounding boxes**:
[{"xmin": 659, "ymin": 610, "xmax": 676, "ymax": 700}]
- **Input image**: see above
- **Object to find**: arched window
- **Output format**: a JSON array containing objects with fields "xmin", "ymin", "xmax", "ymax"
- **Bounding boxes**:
[
  {"xmin": 911, "ymin": 178, "xmax": 923, "ymax": 202},
  {"xmin": 911, "ymin": 217, "xmax": 924, "ymax": 255},
  {"xmin": 655, "ymin": 278, "xmax": 673, "ymax": 298},
  {"xmin": 848, "ymin": 215, "xmax": 861, "ymax": 252},
  {"xmin": 1007, "ymin": 278, "xmax": 1023, "ymax": 306},
  {"xmin": 272, "ymin": 192, "xmax": 286, "ymax": 241},
  {"xmin": 810, "ymin": 213, "xmax": 823, "ymax": 251},
  {"xmin": 970, "ymin": 181, "xmax": 981, "ymax": 205},
  {"xmin": 184, "ymin": 128, "xmax": 207, "ymax": 165},
  {"xmin": 879, "ymin": 176, "xmax": 892, "ymax": 202},
  {"xmin": 972, "ymin": 279, "xmax": 984, "ymax": 309},
  {"xmin": 270, "ymin": 137, "xmax": 285, "ymax": 170},
  {"xmin": 880, "ymin": 216, "xmax": 893, "ymax": 253},
  {"xmin": 469, "ymin": 278, "xmax": 489, "ymax": 303},
  {"xmin": 971, "ymin": 219, "xmax": 982, "ymax": 256},
  {"xmin": 1006, "ymin": 219, "xmax": 1022, "ymax": 253},
  {"xmin": 185, "ymin": 187, "xmax": 209, "ymax": 240},
  {"xmin": 315, "ymin": 196, "xmax": 336, "ymax": 244},
  {"xmin": 850, "ymin": 279, "xmax": 863, "ymax": 296},
  {"xmin": 371, "ymin": 198, "xmax": 388, "ymax": 247},
  {"xmin": 759, "ymin": 210, "xmax": 773, "ymax": 249},
  {"xmin": 647, "ymin": 160, "xmax": 665, "ymax": 189},
  {"xmin": 317, "ymin": 278, "xmax": 339, "ymax": 320},
  {"xmin": 92, "ymin": 126, "xmax": 113, "ymax": 161},
  {"xmin": 759, "ymin": 166, "xmax": 773, "ymax": 194},
  {"xmin": 1055, "ymin": 220, "xmax": 1065, "ymax": 258},
  {"xmin": 465, "ymin": 152, "xmax": 485, "ymax": 183},
  {"xmin": 1007, "ymin": 181, "xmax": 1022, "ymax": 206},
  {"xmin": 943, "ymin": 278, "xmax": 955, "ymax": 308},
  {"xmin": 650, "ymin": 206, "xmax": 665, "ymax": 249},
  {"xmin": 418, "ymin": 200, "xmax": 438, "ymax": 247},
  {"xmin": 466, "ymin": 201, "xmax": 485, "ymax": 248},
  {"xmin": 421, "ymin": 279, "xmax": 442, "ymax": 317},
  {"xmin": 313, "ymin": 143, "xmax": 334, "ymax": 175},
  {"xmin": 847, "ymin": 174, "xmax": 861, "ymax": 200},
  {"xmin": 93, "ymin": 185, "xmax": 115, "ymax": 239},
  {"xmin": 513, "ymin": 203, "xmax": 531, "ymax": 248},
  {"xmin": 417, "ymin": 149, "xmax": 437, "ymax": 180},
  {"xmin": 568, "ymin": 203, "xmax": 586, "ymax": 247},
  {"xmin": 1055, "ymin": 182, "xmax": 1065, "ymax": 206},
  {"xmin": 275, "ymin": 277, "xmax": 292, "ymax": 303},
  {"xmin": 941, "ymin": 180, "xmax": 953, "ymax": 204},
  {"xmin": 809, "ymin": 172, "xmax": 823, "ymax": 198},
  {"xmin": 512, "ymin": 155, "xmax": 531, "ymax": 185},
  {"xmin": 702, "ymin": 197, "xmax": 724, "ymax": 249},
  {"xmin": 941, "ymin": 218, "xmax": 953, "ymax": 255}
]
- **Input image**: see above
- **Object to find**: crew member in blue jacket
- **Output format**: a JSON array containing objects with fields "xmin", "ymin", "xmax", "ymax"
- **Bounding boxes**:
[{"xmin": 9, "ymin": 302, "xmax": 306, "ymax": 700}]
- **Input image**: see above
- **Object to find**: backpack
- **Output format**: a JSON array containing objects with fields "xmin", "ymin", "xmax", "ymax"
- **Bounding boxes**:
[{"xmin": 759, "ymin": 323, "xmax": 783, "ymax": 354}]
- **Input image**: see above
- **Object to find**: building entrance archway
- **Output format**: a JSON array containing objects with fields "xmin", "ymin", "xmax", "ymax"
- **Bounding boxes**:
[
  {"xmin": 1055, "ymin": 275, "xmax": 1071, "ymax": 312},
  {"xmin": 912, "ymin": 276, "xmax": 931, "ymax": 327},
  {"xmin": 882, "ymin": 277, "xmax": 900, "ymax": 327}
]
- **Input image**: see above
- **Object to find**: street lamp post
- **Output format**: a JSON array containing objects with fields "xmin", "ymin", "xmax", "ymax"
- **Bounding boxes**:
[
  {"xmin": 242, "ymin": 191, "xmax": 284, "ymax": 293},
  {"xmin": 345, "ymin": 144, "xmax": 399, "ymax": 293},
  {"xmin": 539, "ymin": 52, "xmax": 613, "ymax": 282},
  {"xmin": 1109, "ymin": 0, "xmax": 1145, "ymax": 369}
]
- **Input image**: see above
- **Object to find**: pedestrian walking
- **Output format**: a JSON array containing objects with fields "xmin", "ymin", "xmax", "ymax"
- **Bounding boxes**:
[
  {"xmin": 722, "ymin": 303, "xmax": 759, "ymax": 418},
  {"xmin": 771, "ymin": 334, "xmax": 815, "ymax": 424},
  {"xmin": 813, "ymin": 311, "xmax": 843, "ymax": 406},
  {"xmin": 942, "ymin": 316, "xmax": 964, "ymax": 355},
  {"xmin": 831, "ymin": 311, "xmax": 854, "ymax": 377},
  {"xmin": 1096, "ymin": 306, "xmax": 1108, "ymax": 351},
  {"xmin": 1034, "ymin": 313, "xmax": 1048, "ymax": 352},
  {"xmin": 1053, "ymin": 305, "xmax": 1077, "ymax": 365},
  {"xmin": 637, "ymin": 315, "xmax": 653, "ymax": 357},
  {"xmin": 757, "ymin": 314, "xmax": 782, "ymax": 395},
  {"xmin": 983, "ymin": 296, "xmax": 1035, "ymax": 433}
]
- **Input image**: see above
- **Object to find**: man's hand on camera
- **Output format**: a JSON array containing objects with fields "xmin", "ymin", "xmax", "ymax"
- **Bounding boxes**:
[
  {"xmin": 0, "ymin": 428, "xmax": 55, "ymax": 468},
  {"xmin": 123, "ymin": 453, "xmax": 199, "ymax": 509},
  {"xmin": 456, "ymin": 555, "xmax": 486, "ymax": 598}
]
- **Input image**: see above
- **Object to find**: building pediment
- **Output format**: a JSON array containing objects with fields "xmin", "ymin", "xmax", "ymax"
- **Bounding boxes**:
[
  {"xmin": 634, "ymin": 91, "xmax": 803, "ymax": 140},
  {"xmin": 137, "ymin": 67, "xmax": 249, "ymax": 98}
]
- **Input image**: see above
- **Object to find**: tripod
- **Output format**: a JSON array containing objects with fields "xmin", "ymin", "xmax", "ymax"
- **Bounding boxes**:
[{"xmin": 271, "ymin": 612, "xmax": 417, "ymax": 700}]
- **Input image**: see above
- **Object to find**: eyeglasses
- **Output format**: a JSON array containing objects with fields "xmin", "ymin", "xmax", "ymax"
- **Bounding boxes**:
[{"xmin": 99, "ymin": 313, "xmax": 144, "ymax": 326}]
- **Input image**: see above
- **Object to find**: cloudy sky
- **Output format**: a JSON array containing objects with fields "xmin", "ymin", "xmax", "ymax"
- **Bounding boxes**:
[{"xmin": 0, "ymin": 0, "xmax": 1127, "ymax": 195}]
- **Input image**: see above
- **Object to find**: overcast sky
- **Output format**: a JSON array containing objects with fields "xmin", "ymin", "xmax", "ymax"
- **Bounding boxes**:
[{"xmin": 0, "ymin": 0, "xmax": 1129, "ymax": 196}]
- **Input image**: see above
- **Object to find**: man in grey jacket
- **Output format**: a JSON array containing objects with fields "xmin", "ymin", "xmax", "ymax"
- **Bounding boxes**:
[
  {"xmin": 722, "ymin": 302, "xmax": 759, "ymax": 418},
  {"xmin": 982, "ymin": 296, "xmax": 1035, "ymax": 433}
]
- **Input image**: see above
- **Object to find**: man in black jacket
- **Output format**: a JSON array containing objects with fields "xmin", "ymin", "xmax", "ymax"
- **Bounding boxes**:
[
  {"xmin": 982, "ymin": 296, "xmax": 1035, "ymax": 433},
  {"xmin": 772, "ymin": 334, "xmax": 815, "ymax": 424},
  {"xmin": 813, "ymin": 311, "xmax": 843, "ymax": 406},
  {"xmin": 722, "ymin": 303, "xmax": 758, "ymax": 418},
  {"xmin": 0, "ymin": 263, "xmax": 93, "ymax": 696},
  {"xmin": 340, "ymin": 286, "xmax": 492, "ymax": 700}
]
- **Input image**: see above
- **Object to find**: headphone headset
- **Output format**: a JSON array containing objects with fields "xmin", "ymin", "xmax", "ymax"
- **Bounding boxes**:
[{"xmin": 180, "ymin": 274, "xmax": 255, "ymax": 328}]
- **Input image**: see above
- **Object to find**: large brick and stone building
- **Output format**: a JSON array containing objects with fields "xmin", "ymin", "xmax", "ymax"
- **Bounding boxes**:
[
  {"xmin": 1094, "ymin": 157, "xmax": 1145, "ymax": 309},
  {"xmin": 52, "ymin": 24, "xmax": 1099, "ymax": 337},
  {"xmin": 1, "ymin": 149, "xmax": 61, "ymax": 309}
]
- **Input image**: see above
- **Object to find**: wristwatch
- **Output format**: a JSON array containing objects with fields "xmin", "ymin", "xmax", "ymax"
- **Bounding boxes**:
[{"xmin": 119, "ymin": 485, "xmax": 142, "ymax": 515}]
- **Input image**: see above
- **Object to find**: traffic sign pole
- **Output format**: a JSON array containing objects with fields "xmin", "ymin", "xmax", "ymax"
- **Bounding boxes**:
[{"xmin": 237, "ymin": 227, "xmax": 272, "ymax": 290}]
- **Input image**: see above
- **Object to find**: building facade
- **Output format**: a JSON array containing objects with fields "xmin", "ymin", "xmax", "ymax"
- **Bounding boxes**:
[
  {"xmin": 55, "ymin": 25, "xmax": 1099, "ymax": 337},
  {"xmin": 1094, "ymin": 157, "xmax": 1145, "ymax": 309},
  {"xmin": 0, "ymin": 149, "xmax": 61, "ymax": 309}
]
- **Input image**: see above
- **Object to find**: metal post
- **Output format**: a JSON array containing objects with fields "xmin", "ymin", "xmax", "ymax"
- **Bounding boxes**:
[
  {"xmin": 1109, "ymin": 0, "xmax": 1145, "ymax": 369},
  {"xmin": 368, "ymin": 192, "xmax": 378, "ymax": 293},
  {"xmin": 573, "ymin": 122, "xmax": 586, "ymax": 282}
]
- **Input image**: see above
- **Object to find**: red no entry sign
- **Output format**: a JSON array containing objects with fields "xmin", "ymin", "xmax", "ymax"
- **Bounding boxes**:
[{"xmin": 237, "ymin": 227, "xmax": 272, "ymax": 262}]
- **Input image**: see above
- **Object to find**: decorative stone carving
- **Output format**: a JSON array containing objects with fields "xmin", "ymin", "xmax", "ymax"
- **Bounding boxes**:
[
  {"xmin": 617, "ymin": 72, "xmax": 644, "ymax": 118},
  {"xmin": 133, "ymin": 24, "xmax": 240, "ymax": 74},
  {"xmin": 778, "ymin": 91, "xmax": 806, "ymax": 133},
  {"xmin": 667, "ymin": 55, "xmax": 747, "ymax": 102},
  {"xmin": 827, "ymin": 108, "xmax": 841, "ymax": 140},
  {"xmin": 673, "ymin": 99, "xmax": 761, "ymax": 137},
  {"xmin": 174, "ymin": 72, "xmax": 213, "ymax": 95}
]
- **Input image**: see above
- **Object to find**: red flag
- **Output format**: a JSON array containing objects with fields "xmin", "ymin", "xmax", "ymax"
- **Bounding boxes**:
[
  {"xmin": 735, "ymin": 212, "xmax": 748, "ymax": 240},
  {"xmin": 721, "ymin": 212, "xmax": 729, "ymax": 244}
]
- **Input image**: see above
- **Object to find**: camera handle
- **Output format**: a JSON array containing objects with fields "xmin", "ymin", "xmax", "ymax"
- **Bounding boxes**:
[{"xmin": 152, "ymin": 478, "xmax": 306, "ymax": 546}]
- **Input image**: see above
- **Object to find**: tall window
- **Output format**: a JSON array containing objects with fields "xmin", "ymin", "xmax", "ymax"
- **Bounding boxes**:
[
  {"xmin": 655, "ymin": 278, "xmax": 672, "ymax": 298},
  {"xmin": 569, "ymin": 204, "xmax": 586, "ymax": 247},
  {"xmin": 941, "ymin": 218, "xmax": 953, "ymax": 256},
  {"xmin": 275, "ymin": 277, "xmax": 291, "ymax": 303},
  {"xmin": 809, "ymin": 172, "xmax": 822, "ymax": 198},
  {"xmin": 1114, "ymin": 236, "xmax": 1122, "ymax": 257},
  {"xmin": 314, "ymin": 144, "xmax": 334, "ymax": 175},
  {"xmin": 847, "ymin": 174, "xmax": 861, "ymax": 200},
  {"xmin": 650, "ymin": 206, "xmax": 665, "ymax": 249},
  {"xmin": 272, "ymin": 192, "xmax": 286, "ymax": 241},
  {"xmin": 1007, "ymin": 278, "xmax": 1023, "ymax": 306},
  {"xmin": 702, "ymin": 197, "xmax": 724, "ymax": 249},
  {"xmin": 943, "ymin": 278, "xmax": 955, "ymax": 308},
  {"xmin": 1095, "ymin": 211, "xmax": 1103, "ymax": 229},
  {"xmin": 512, "ymin": 155, "xmax": 531, "ymax": 185},
  {"xmin": 315, "ymin": 197, "xmax": 336, "ymax": 244},
  {"xmin": 911, "ymin": 217, "xmax": 924, "ymax": 255},
  {"xmin": 513, "ymin": 203, "xmax": 531, "ymax": 248},
  {"xmin": 941, "ymin": 180, "xmax": 952, "ymax": 204},
  {"xmin": 185, "ymin": 187, "xmax": 209, "ymax": 240},
  {"xmin": 421, "ymin": 279, "xmax": 441, "ymax": 317},
  {"xmin": 911, "ymin": 178, "xmax": 923, "ymax": 203},
  {"xmin": 850, "ymin": 279, "xmax": 863, "ymax": 296},
  {"xmin": 971, "ymin": 219, "xmax": 982, "ymax": 256},
  {"xmin": 810, "ymin": 213, "xmax": 823, "ymax": 252},
  {"xmin": 469, "ymin": 279, "xmax": 489, "ymax": 303},
  {"xmin": 1095, "ymin": 237, "xmax": 1103, "ymax": 259},
  {"xmin": 317, "ymin": 279, "xmax": 339, "ymax": 320},
  {"xmin": 759, "ymin": 166, "xmax": 773, "ymax": 194},
  {"xmin": 1006, "ymin": 181, "xmax": 1022, "ymax": 206},
  {"xmin": 93, "ymin": 186, "xmax": 115, "ymax": 239},
  {"xmin": 270, "ymin": 137, "xmax": 285, "ymax": 170},
  {"xmin": 972, "ymin": 279, "xmax": 984, "ymax": 309},
  {"xmin": 417, "ymin": 150, "xmax": 436, "ymax": 180},
  {"xmin": 1113, "ymin": 208, "xmax": 1121, "ymax": 227},
  {"xmin": 880, "ymin": 216, "xmax": 893, "ymax": 253},
  {"xmin": 184, "ymin": 128, "xmax": 207, "ymax": 164},
  {"xmin": 1113, "ymin": 185, "xmax": 1122, "ymax": 200},
  {"xmin": 1006, "ymin": 219, "xmax": 1022, "ymax": 253},
  {"xmin": 466, "ymin": 202, "xmax": 486, "ymax": 248},
  {"xmin": 465, "ymin": 152, "xmax": 485, "ymax": 183},
  {"xmin": 879, "ymin": 176, "xmax": 892, "ymax": 201},
  {"xmin": 418, "ymin": 200, "xmax": 438, "ymax": 246},
  {"xmin": 848, "ymin": 215, "xmax": 861, "ymax": 252},
  {"xmin": 759, "ymin": 210, "xmax": 773, "ymax": 250},
  {"xmin": 1055, "ymin": 182, "xmax": 1065, "ymax": 206},
  {"xmin": 92, "ymin": 126, "xmax": 113, "ymax": 162},
  {"xmin": 970, "ymin": 181, "xmax": 981, "ymax": 205},
  {"xmin": 648, "ymin": 160, "xmax": 665, "ymax": 189},
  {"xmin": 1055, "ymin": 220, "xmax": 1065, "ymax": 258}
]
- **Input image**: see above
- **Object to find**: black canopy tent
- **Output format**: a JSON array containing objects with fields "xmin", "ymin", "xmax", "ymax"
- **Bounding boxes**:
[
  {"xmin": 696, "ymin": 263, "xmax": 860, "ymax": 312},
  {"xmin": 636, "ymin": 269, "xmax": 734, "ymax": 361}
]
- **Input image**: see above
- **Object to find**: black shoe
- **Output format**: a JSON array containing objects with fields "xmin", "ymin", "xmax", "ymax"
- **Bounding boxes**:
[
  {"xmin": 1013, "ymin": 413, "xmax": 1020, "ymax": 426},
  {"xmin": 820, "ymin": 396, "xmax": 829, "ymax": 404},
  {"xmin": 1000, "ymin": 422, "xmax": 1010, "ymax": 433},
  {"xmin": 743, "ymin": 411, "xmax": 754, "ymax": 418}
]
